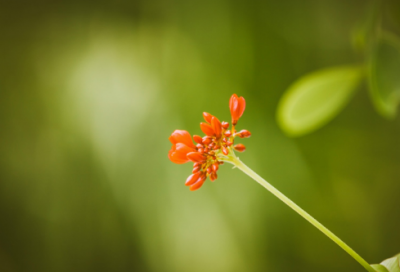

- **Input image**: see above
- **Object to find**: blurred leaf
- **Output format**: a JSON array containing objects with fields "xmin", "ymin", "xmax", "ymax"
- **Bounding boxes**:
[
  {"xmin": 277, "ymin": 65, "xmax": 363, "ymax": 137},
  {"xmin": 371, "ymin": 264, "xmax": 389, "ymax": 272},
  {"xmin": 380, "ymin": 253, "xmax": 400, "ymax": 272},
  {"xmin": 371, "ymin": 264, "xmax": 390, "ymax": 272},
  {"xmin": 368, "ymin": 32, "xmax": 400, "ymax": 119},
  {"xmin": 351, "ymin": 0, "xmax": 380, "ymax": 52},
  {"xmin": 371, "ymin": 253, "xmax": 400, "ymax": 272}
]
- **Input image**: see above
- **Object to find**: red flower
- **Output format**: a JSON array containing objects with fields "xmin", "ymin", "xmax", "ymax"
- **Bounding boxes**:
[
  {"xmin": 169, "ymin": 130, "xmax": 196, "ymax": 148},
  {"xmin": 229, "ymin": 94, "xmax": 246, "ymax": 126},
  {"xmin": 168, "ymin": 130, "xmax": 196, "ymax": 164},
  {"xmin": 168, "ymin": 94, "xmax": 251, "ymax": 191}
]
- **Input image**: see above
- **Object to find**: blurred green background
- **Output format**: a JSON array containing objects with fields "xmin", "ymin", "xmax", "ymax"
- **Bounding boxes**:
[{"xmin": 1, "ymin": 0, "xmax": 400, "ymax": 271}]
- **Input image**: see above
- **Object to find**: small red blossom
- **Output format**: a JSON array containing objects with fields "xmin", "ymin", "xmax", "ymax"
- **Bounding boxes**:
[
  {"xmin": 229, "ymin": 94, "xmax": 246, "ymax": 126},
  {"xmin": 168, "ymin": 94, "xmax": 251, "ymax": 191}
]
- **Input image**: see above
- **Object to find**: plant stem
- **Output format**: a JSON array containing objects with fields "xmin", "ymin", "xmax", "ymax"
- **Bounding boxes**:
[{"xmin": 223, "ymin": 155, "xmax": 376, "ymax": 272}]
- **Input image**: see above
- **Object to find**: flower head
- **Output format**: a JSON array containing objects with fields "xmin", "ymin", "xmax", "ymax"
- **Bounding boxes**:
[{"xmin": 168, "ymin": 94, "xmax": 251, "ymax": 191}]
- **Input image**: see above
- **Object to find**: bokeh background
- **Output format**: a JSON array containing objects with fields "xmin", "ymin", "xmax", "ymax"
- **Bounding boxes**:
[{"xmin": 1, "ymin": 0, "xmax": 400, "ymax": 271}]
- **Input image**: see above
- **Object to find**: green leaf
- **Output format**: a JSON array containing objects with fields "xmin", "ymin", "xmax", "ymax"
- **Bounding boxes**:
[
  {"xmin": 371, "ymin": 253, "xmax": 400, "ymax": 272},
  {"xmin": 368, "ymin": 32, "xmax": 400, "ymax": 119},
  {"xmin": 371, "ymin": 264, "xmax": 390, "ymax": 272},
  {"xmin": 277, "ymin": 65, "xmax": 363, "ymax": 137},
  {"xmin": 380, "ymin": 253, "xmax": 400, "ymax": 272}
]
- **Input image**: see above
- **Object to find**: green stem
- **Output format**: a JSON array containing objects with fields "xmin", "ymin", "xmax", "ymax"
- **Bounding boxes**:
[{"xmin": 222, "ymin": 154, "xmax": 376, "ymax": 272}]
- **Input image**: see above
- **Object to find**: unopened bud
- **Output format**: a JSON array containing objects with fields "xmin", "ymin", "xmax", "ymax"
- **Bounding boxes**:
[
  {"xmin": 192, "ymin": 165, "xmax": 201, "ymax": 173},
  {"xmin": 237, "ymin": 130, "xmax": 251, "ymax": 138},
  {"xmin": 210, "ymin": 172, "xmax": 218, "ymax": 182},
  {"xmin": 212, "ymin": 163, "xmax": 219, "ymax": 172},
  {"xmin": 221, "ymin": 121, "xmax": 229, "ymax": 129},
  {"xmin": 185, "ymin": 171, "xmax": 202, "ymax": 186},
  {"xmin": 233, "ymin": 144, "xmax": 246, "ymax": 152},
  {"xmin": 202, "ymin": 136, "xmax": 212, "ymax": 145},
  {"xmin": 189, "ymin": 173, "xmax": 207, "ymax": 191}
]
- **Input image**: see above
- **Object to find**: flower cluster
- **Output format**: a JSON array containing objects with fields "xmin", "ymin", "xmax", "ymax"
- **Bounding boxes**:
[{"xmin": 168, "ymin": 94, "xmax": 251, "ymax": 191}]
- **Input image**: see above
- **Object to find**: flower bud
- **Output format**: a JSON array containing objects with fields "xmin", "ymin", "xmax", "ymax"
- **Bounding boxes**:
[
  {"xmin": 190, "ymin": 173, "xmax": 207, "ymax": 191},
  {"xmin": 202, "ymin": 136, "xmax": 212, "ymax": 145},
  {"xmin": 229, "ymin": 94, "xmax": 246, "ymax": 126},
  {"xmin": 224, "ymin": 130, "xmax": 232, "ymax": 137},
  {"xmin": 221, "ymin": 121, "xmax": 229, "ymax": 129},
  {"xmin": 210, "ymin": 172, "xmax": 218, "ymax": 182},
  {"xmin": 237, "ymin": 130, "xmax": 251, "ymax": 138},
  {"xmin": 185, "ymin": 171, "xmax": 202, "ymax": 186},
  {"xmin": 233, "ymin": 144, "xmax": 246, "ymax": 152},
  {"xmin": 192, "ymin": 165, "xmax": 201, "ymax": 173}
]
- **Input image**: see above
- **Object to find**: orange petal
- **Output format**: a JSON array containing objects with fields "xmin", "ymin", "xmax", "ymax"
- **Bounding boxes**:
[
  {"xmin": 229, "ymin": 94, "xmax": 239, "ymax": 114},
  {"xmin": 168, "ymin": 143, "xmax": 195, "ymax": 164},
  {"xmin": 202, "ymin": 112, "xmax": 214, "ymax": 124},
  {"xmin": 200, "ymin": 122, "xmax": 215, "ymax": 136},
  {"xmin": 211, "ymin": 117, "xmax": 222, "ymax": 138},
  {"xmin": 169, "ymin": 130, "xmax": 196, "ymax": 148},
  {"xmin": 193, "ymin": 135, "xmax": 203, "ymax": 144},
  {"xmin": 237, "ymin": 96, "xmax": 246, "ymax": 119},
  {"xmin": 168, "ymin": 147, "xmax": 190, "ymax": 164},
  {"xmin": 229, "ymin": 94, "xmax": 246, "ymax": 125},
  {"xmin": 187, "ymin": 152, "xmax": 206, "ymax": 163},
  {"xmin": 175, "ymin": 143, "xmax": 195, "ymax": 155}
]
